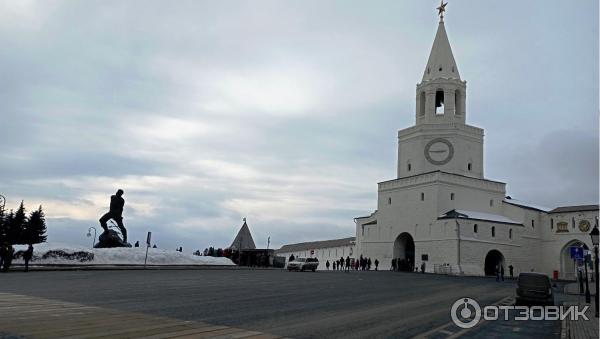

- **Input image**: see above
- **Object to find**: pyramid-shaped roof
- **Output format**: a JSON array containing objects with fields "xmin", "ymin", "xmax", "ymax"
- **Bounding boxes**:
[
  {"xmin": 229, "ymin": 220, "xmax": 256, "ymax": 250},
  {"xmin": 422, "ymin": 21, "xmax": 461, "ymax": 82}
]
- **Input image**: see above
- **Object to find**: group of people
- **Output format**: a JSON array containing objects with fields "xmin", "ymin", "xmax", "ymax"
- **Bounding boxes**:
[
  {"xmin": 390, "ymin": 258, "xmax": 414, "ymax": 272},
  {"xmin": 0, "ymin": 243, "xmax": 34, "ymax": 272},
  {"xmin": 323, "ymin": 255, "xmax": 380, "ymax": 271}
]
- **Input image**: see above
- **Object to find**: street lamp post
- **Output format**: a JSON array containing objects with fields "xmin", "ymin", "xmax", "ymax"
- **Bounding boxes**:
[
  {"xmin": 590, "ymin": 224, "xmax": 599, "ymax": 318},
  {"xmin": 87, "ymin": 227, "xmax": 97, "ymax": 248},
  {"xmin": 584, "ymin": 252, "xmax": 591, "ymax": 303}
]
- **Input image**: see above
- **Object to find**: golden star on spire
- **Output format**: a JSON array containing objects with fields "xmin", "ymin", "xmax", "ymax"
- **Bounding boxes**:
[{"xmin": 437, "ymin": 0, "xmax": 448, "ymax": 22}]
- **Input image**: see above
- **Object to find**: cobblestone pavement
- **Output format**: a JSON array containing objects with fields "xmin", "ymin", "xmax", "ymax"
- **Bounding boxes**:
[{"xmin": 0, "ymin": 292, "xmax": 284, "ymax": 339}]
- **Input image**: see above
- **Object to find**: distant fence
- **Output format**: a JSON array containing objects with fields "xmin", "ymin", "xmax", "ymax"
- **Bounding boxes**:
[{"xmin": 434, "ymin": 264, "xmax": 453, "ymax": 275}]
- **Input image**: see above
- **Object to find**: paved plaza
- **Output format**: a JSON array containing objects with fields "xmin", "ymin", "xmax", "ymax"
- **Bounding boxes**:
[{"xmin": 0, "ymin": 269, "xmax": 589, "ymax": 338}]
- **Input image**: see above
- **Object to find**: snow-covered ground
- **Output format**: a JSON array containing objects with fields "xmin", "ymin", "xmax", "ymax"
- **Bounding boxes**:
[{"xmin": 12, "ymin": 243, "xmax": 235, "ymax": 266}]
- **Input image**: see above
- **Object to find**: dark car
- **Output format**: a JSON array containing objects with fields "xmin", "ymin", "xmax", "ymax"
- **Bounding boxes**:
[{"xmin": 515, "ymin": 272, "xmax": 554, "ymax": 306}]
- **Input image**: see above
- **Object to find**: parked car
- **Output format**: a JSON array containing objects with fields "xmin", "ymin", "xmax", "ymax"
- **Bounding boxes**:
[
  {"xmin": 287, "ymin": 257, "xmax": 319, "ymax": 272},
  {"xmin": 515, "ymin": 272, "xmax": 554, "ymax": 306}
]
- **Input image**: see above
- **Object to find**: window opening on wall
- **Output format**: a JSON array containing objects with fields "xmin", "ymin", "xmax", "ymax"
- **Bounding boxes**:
[
  {"xmin": 435, "ymin": 90, "xmax": 444, "ymax": 114},
  {"xmin": 455, "ymin": 90, "xmax": 461, "ymax": 115}
]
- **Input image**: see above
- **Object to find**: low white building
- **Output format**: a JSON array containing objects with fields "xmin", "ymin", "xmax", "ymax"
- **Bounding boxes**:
[{"xmin": 275, "ymin": 237, "xmax": 355, "ymax": 270}]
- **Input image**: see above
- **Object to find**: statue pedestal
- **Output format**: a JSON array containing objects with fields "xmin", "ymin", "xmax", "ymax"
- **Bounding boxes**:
[{"xmin": 94, "ymin": 230, "xmax": 131, "ymax": 248}]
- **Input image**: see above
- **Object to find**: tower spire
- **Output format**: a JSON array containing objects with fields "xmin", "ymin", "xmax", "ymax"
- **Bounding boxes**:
[{"xmin": 422, "ymin": 7, "xmax": 460, "ymax": 82}]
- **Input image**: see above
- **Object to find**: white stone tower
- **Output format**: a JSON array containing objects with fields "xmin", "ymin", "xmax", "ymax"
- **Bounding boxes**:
[{"xmin": 397, "ymin": 12, "xmax": 484, "ymax": 179}]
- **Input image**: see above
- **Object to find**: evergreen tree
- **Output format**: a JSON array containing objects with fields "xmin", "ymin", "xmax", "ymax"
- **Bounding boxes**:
[
  {"xmin": 24, "ymin": 205, "xmax": 47, "ymax": 245},
  {"xmin": 2, "ymin": 210, "xmax": 15, "ymax": 244},
  {"xmin": 9, "ymin": 201, "xmax": 27, "ymax": 245}
]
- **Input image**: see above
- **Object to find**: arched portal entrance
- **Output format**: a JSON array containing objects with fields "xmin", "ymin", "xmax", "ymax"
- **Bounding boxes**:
[
  {"xmin": 560, "ymin": 240, "xmax": 588, "ymax": 280},
  {"xmin": 484, "ymin": 250, "xmax": 505, "ymax": 276},
  {"xmin": 394, "ymin": 232, "xmax": 415, "ymax": 272}
]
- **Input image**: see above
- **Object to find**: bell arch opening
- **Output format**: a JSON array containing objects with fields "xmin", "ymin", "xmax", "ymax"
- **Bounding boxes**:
[{"xmin": 435, "ymin": 90, "xmax": 444, "ymax": 114}]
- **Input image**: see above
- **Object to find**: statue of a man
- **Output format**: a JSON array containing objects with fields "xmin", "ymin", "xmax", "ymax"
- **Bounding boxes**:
[{"xmin": 99, "ymin": 189, "xmax": 127, "ymax": 243}]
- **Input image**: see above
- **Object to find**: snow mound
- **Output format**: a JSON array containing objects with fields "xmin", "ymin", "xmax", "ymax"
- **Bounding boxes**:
[{"xmin": 12, "ymin": 243, "xmax": 235, "ymax": 266}]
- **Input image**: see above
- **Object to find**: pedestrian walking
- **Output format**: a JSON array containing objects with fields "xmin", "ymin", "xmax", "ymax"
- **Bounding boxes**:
[
  {"xmin": 0, "ymin": 244, "xmax": 6, "ymax": 271},
  {"xmin": 333, "ymin": 261, "xmax": 336, "ymax": 270},
  {"xmin": 495, "ymin": 265, "xmax": 500, "ymax": 282},
  {"xmin": 340, "ymin": 257, "xmax": 345, "ymax": 270},
  {"xmin": 421, "ymin": 262, "xmax": 426, "ymax": 273},
  {"xmin": 391, "ymin": 258, "xmax": 396, "ymax": 271},
  {"xmin": 509, "ymin": 265, "xmax": 514, "ymax": 278},
  {"xmin": 374, "ymin": 259, "xmax": 379, "ymax": 271},
  {"xmin": 500, "ymin": 265, "xmax": 505, "ymax": 281},
  {"xmin": 367, "ymin": 258, "xmax": 372, "ymax": 271},
  {"xmin": 23, "ymin": 244, "xmax": 33, "ymax": 272},
  {"xmin": 2, "ymin": 245, "xmax": 14, "ymax": 272},
  {"xmin": 345, "ymin": 256, "xmax": 351, "ymax": 271},
  {"xmin": 326, "ymin": 260, "xmax": 330, "ymax": 270}
]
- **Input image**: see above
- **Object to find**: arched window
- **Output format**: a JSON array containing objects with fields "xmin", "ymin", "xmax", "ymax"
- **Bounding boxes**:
[
  {"xmin": 489, "ymin": 199, "xmax": 494, "ymax": 207},
  {"xmin": 509, "ymin": 229, "xmax": 512, "ymax": 239},
  {"xmin": 419, "ymin": 92, "xmax": 426, "ymax": 116},
  {"xmin": 468, "ymin": 163, "xmax": 472, "ymax": 171},
  {"xmin": 421, "ymin": 192, "xmax": 425, "ymax": 201},
  {"xmin": 531, "ymin": 220, "xmax": 535, "ymax": 228},
  {"xmin": 388, "ymin": 197, "xmax": 392, "ymax": 205},
  {"xmin": 435, "ymin": 90, "xmax": 444, "ymax": 114},
  {"xmin": 551, "ymin": 218, "xmax": 554, "ymax": 230},
  {"xmin": 474, "ymin": 224, "xmax": 478, "ymax": 233},
  {"xmin": 491, "ymin": 226, "xmax": 496, "ymax": 237},
  {"xmin": 408, "ymin": 163, "xmax": 412, "ymax": 171},
  {"xmin": 450, "ymin": 193, "xmax": 455, "ymax": 201}
]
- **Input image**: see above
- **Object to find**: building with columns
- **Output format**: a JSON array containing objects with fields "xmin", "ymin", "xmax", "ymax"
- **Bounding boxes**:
[{"xmin": 277, "ymin": 10, "xmax": 598, "ymax": 279}]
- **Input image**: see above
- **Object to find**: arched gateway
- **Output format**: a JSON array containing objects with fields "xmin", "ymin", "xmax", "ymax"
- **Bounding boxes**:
[
  {"xmin": 560, "ymin": 240, "xmax": 588, "ymax": 280},
  {"xmin": 394, "ymin": 233, "xmax": 415, "ymax": 271},
  {"xmin": 484, "ymin": 250, "xmax": 504, "ymax": 276}
]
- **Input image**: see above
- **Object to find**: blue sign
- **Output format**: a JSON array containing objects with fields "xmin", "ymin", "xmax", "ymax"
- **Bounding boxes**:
[{"xmin": 570, "ymin": 247, "xmax": 584, "ymax": 260}]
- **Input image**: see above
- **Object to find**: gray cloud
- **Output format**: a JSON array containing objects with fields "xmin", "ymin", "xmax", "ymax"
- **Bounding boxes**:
[{"xmin": 0, "ymin": 0, "xmax": 597, "ymax": 252}]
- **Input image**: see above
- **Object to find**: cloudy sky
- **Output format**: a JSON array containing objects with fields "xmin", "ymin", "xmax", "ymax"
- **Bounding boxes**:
[{"xmin": 0, "ymin": 0, "xmax": 598, "ymax": 251}]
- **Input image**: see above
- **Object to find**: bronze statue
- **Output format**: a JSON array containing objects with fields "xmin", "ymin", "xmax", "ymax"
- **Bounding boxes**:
[{"xmin": 99, "ymin": 189, "xmax": 127, "ymax": 243}]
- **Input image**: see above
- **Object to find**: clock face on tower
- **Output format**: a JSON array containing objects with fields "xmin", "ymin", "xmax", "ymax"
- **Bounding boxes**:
[{"xmin": 424, "ymin": 138, "xmax": 454, "ymax": 165}]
